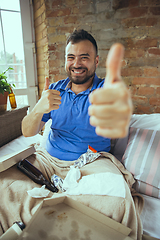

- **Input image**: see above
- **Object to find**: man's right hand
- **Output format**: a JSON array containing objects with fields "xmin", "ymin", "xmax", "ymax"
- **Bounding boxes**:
[{"xmin": 36, "ymin": 77, "xmax": 61, "ymax": 114}]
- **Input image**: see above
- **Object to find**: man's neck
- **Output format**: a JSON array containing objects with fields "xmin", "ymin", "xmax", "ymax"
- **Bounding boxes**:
[{"xmin": 71, "ymin": 77, "xmax": 94, "ymax": 94}]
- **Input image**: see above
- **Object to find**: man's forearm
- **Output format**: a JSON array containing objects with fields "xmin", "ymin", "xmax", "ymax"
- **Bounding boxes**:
[{"xmin": 21, "ymin": 106, "xmax": 45, "ymax": 137}]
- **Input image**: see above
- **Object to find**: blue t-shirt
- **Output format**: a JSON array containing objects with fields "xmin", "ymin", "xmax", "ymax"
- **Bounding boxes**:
[{"xmin": 42, "ymin": 74, "xmax": 111, "ymax": 161}]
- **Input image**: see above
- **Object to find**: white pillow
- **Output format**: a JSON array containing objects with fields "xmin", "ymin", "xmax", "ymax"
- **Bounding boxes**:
[
  {"xmin": 111, "ymin": 113, "xmax": 160, "ymax": 161},
  {"xmin": 0, "ymin": 134, "xmax": 42, "ymax": 158},
  {"xmin": 130, "ymin": 113, "xmax": 160, "ymax": 130}
]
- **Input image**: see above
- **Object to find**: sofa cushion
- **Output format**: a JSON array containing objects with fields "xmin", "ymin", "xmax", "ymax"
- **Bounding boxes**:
[
  {"xmin": 122, "ymin": 127, "xmax": 160, "ymax": 198},
  {"xmin": 111, "ymin": 113, "xmax": 160, "ymax": 161}
]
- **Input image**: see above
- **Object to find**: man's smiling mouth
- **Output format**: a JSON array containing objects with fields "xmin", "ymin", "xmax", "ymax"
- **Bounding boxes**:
[{"xmin": 71, "ymin": 68, "xmax": 86, "ymax": 74}]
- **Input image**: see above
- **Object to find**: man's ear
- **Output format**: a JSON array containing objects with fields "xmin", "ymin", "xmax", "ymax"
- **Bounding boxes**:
[{"xmin": 96, "ymin": 55, "xmax": 99, "ymax": 68}]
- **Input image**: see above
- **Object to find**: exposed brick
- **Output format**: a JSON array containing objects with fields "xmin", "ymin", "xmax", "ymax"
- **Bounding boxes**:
[
  {"xmin": 49, "ymin": 59, "xmax": 63, "ymax": 68},
  {"xmin": 137, "ymin": 86, "xmax": 155, "ymax": 95},
  {"xmin": 129, "ymin": 85, "xmax": 137, "ymax": 95},
  {"xmin": 148, "ymin": 27, "xmax": 160, "ymax": 38},
  {"xmin": 132, "ymin": 95, "xmax": 148, "ymax": 104},
  {"xmin": 37, "ymin": 60, "xmax": 45, "ymax": 69},
  {"xmin": 123, "ymin": 77, "xmax": 133, "ymax": 86},
  {"xmin": 126, "ymin": 38, "xmax": 157, "ymax": 49},
  {"xmin": 96, "ymin": 2, "xmax": 111, "ymax": 13},
  {"xmin": 146, "ymin": 18, "xmax": 158, "ymax": 26},
  {"xmin": 149, "ymin": 96, "xmax": 160, "ymax": 105},
  {"xmin": 47, "ymin": 8, "xmax": 71, "ymax": 18},
  {"xmin": 125, "ymin": 27, "xmax": 147, "ymax": 39},
  {"xmin": 122, "ymin": 18, "xmax": 146, "ymax": 28},
  {"xmin": 57, "ymin": 26, "xmax": 74, "ymax": 34},
  {"xmin": 48, "ymin": 44, "xmax": 57, "ymax": 51},
  {"xmin": 64, "ymin": 16, "xmax": 79, "ymax": 24},
  {"xmin": 133, "ymin": 77, "xmax": 160, "ymax": 85},
  {"xmin": 114, "ymin": 9, "xmax": 131, "ymax": 19},
  {"xmin": 129, "ymin": 7, "xmax": 148, "ymax": 18},
  {"xmin": 48, "ymin": 34, "xmax": 66, "ymax": 44},
  {"xmin": 72, "ymin": 7, "xmax": 80, "ymax": 14},
  {"xmin": 155, "ymin": 106, "xmax": 160, "ymax": 113},
  {"xmin": 143, "ymin": 67, "xmax": 160, "ymax": 77},
  {"xmin": 51, "ymin": 0, "xmax": 62, "ymax": 8},
  {"xmin": 112, "ymin": 0, "xmax": 139, "ymax": 10},
  {"xmin": 156, "ymin": 87, "xmax": 160, "ymax": 94},
  {"xmin": 121, "ymin": 68, "xmax": 143, "ymax": 77},
  {"xmin": 121, "ymin": 60, "xmax": 127, "ymax": 67},
  {"xmin": 140, "ymin": 0, "xmax": 160, "ymax": 6},
  {"xmin": 128, "ymin": 58, "xmax": 160, "ymax": 68},
  {"xmin": 48, "ymin": 18, "xmax": 64, "ymax": 27},
  {"xmin": 150, "ymin": 7, "xmax": 160, "ymax": 15},
  {"xmin": 49, "ymin": 51, "xmax": 64, "ymax": 61},
  {"xmin": 148, "ymin": 48, "xmax": 160, "ymax": 56},
  {"xmin": 124, "ymin": 49, "xmax": 145, "ymax": 58},
  {"xmin": 65, "ymin": 0, "xmax": 76, "ymax": 5},
  {"xmin": 136, "ymin": 105, "xmax": 152, "ymax": 114},
  {"xmin": 49, "ymin": 69, "xmax": 60, "ymax": 75},
  {"xmin": 36, "ymin": 52, "xmax": 48, "ymax": 62},
  {"xmin": 47, "ymin": 26, "xmax": 56, "ymax": 34},
  {"xmin": 55, "ymin": 74, "xmax": 67, "ymax": 82},
  {"xmin": 77, "ymin": 3, "xmax": 95, "ymax": 14}
]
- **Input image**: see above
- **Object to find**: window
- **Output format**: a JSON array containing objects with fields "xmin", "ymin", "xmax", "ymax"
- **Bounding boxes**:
[{"xmin": 0, "ymin": 0, "xmax": 38, "ymax": 110}]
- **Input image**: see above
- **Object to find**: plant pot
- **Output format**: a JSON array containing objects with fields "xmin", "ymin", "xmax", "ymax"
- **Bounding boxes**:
[{"xmin": 0, "ymin": 92, "xmax": 9, "ymax": 112}]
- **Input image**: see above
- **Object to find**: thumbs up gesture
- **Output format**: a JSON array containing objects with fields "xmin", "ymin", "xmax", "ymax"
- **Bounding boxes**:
[
  {"xmin": 36, "ymin": 77, "xmax": 61, "ymax": 114},
  {"xmin": 89, "ymin": 43, "xmax": 133, "ymax": 139}
]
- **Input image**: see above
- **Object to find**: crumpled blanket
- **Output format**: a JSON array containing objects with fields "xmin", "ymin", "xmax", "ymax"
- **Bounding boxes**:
[{"xmin": 0, "ymin": 145, "xmax": 144, "ymax": 239}]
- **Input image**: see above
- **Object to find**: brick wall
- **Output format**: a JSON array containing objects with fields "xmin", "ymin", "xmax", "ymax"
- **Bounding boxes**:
[
  {"xmin": 33, "ymin": 0, "xmax": 49, "ymax": 95},
  {"xmin": 33, "ymin": 0, "xmax": 160, "ymax": 114}
]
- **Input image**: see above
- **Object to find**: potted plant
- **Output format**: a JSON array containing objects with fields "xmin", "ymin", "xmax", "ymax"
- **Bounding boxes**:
[{"xmin": 0, "ymin": 67, "xmax": 15, "ymax": 112}]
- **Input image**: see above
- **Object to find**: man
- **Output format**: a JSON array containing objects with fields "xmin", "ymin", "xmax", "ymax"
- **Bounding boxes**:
[
  {"xmin": 22, "ymin": 29, "xmax": 133, "ymax": 161},
  {"xmin": 2, "ymin": 31, "xmax": 142, "ymax": 240}
]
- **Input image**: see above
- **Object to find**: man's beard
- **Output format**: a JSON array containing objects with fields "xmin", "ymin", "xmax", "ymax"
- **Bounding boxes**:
[{"xmin": 66, "ymin": 66, "xmax": 96, "ymax": 85}]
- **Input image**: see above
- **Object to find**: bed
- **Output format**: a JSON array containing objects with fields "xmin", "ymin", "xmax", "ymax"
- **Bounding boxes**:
[{"xmin": 0, "ymin": 113, "xmax": 160, "ymax": 239}]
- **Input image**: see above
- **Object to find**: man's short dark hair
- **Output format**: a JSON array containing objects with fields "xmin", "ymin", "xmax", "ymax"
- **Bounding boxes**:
[{"xmin": 66, "ymin": 29, "xmax": 98, "ymax": 55}]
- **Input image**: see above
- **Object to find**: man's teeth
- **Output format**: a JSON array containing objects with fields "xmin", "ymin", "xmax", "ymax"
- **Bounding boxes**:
[{"xmin": 73, "ymin": 70, "xmax": 84, "ymax": 73}]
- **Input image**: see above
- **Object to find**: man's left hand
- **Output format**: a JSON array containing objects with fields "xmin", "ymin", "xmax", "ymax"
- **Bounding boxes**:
[{"xmin": 88, "ymin": 43, "xmax": 133, "ymax": 139}]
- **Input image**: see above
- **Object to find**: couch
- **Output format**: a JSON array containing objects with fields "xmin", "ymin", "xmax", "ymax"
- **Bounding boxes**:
[{"xmin": 0, "ymin": 113, "xmax": 160, "ymax": 239}]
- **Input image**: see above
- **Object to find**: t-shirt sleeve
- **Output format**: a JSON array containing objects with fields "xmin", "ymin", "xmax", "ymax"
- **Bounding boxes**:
[{"xmin": 41, "ymin": 112, "xmax": 50, "ymax": 122}]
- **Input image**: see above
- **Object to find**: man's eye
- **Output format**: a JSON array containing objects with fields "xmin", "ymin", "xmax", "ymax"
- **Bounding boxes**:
[
  {"xmin": 82, "ymin": 57, "xmax": 88, "ymax": 60},
  {"xmin": 67, "ymin": 57, "xmax": 74, "ymax": 60}
]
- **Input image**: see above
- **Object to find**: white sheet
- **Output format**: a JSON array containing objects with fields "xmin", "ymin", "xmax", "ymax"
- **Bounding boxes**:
[{"xmin": 140, "ymin": 194, "xmax": 160, "ymax": 238}]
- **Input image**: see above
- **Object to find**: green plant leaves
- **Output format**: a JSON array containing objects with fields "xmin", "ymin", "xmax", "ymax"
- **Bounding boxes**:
[{"xmin": 0, "ymin": 67, "xmax": 14, "ymax": 94}]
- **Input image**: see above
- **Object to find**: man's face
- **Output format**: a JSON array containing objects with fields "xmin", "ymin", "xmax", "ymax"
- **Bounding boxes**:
[{"xmin": 65, "ymin": 40, "xmax": 99, "ymax": 85}]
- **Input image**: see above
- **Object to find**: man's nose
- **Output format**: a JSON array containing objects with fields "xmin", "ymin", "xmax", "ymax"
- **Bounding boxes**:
[{"xmin": 73, "ymin": 57, "xmax": 81, "ymax": 68}]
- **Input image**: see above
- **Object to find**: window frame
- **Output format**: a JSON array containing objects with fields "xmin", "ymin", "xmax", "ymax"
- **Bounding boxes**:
[{"xmin": 0, "ymin": 0, "xmax": 38, "ymax": 111}]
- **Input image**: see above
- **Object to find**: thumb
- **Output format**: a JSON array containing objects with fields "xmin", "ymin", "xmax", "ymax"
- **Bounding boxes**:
[
  {"xmin": 43, "ymin": 77, "xmax": 50, "ymax": 90},
  {"xmin": 103, "ymin": 43, "xmax": 124, "ymax": 88}
]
